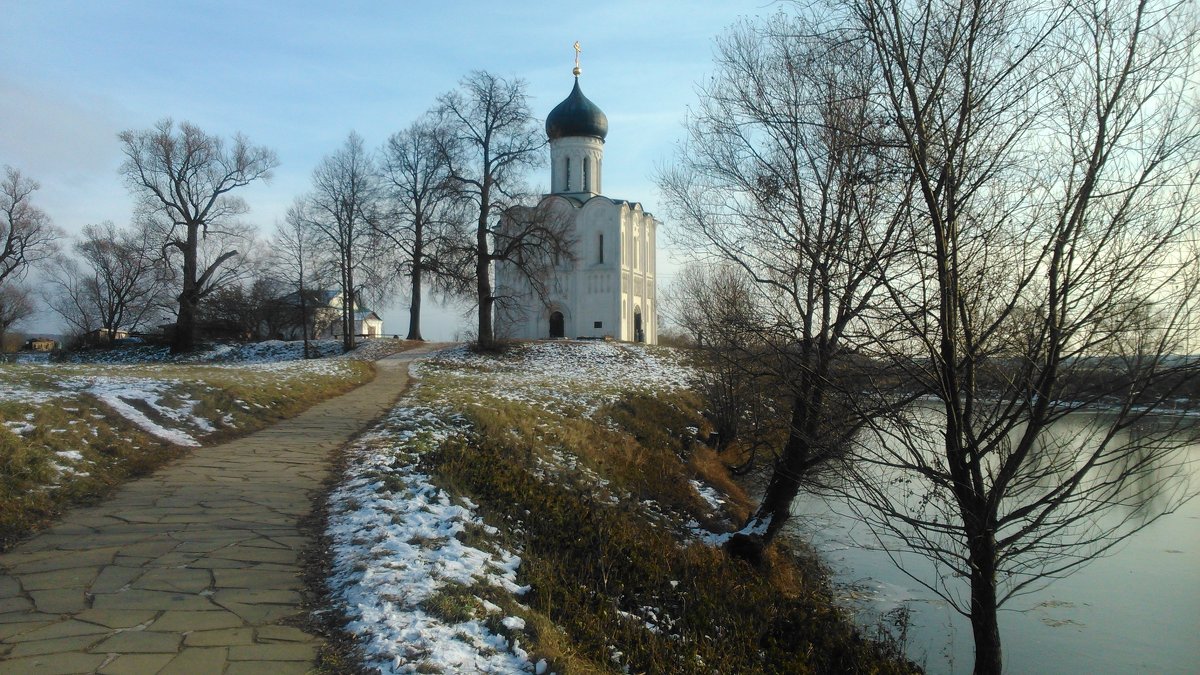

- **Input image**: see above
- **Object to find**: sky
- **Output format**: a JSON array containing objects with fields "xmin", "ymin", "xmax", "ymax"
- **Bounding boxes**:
[{"xmin": 1, "ymin": 0, "xmax": 779, "ymax": 340}]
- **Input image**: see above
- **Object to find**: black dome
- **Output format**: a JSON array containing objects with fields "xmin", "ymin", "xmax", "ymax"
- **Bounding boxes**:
[{"xmin": 546, "ymin": 78, "xmax": 608, "ymax": 141}]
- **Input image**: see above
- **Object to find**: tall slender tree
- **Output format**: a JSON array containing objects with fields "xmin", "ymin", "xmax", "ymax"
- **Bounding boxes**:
[
  {"xmin": 379, "ymin": 118, "xmax": 470, "ymax": 341},
  {"xmin": 273, "ymin": 205, "xmax": 323, "ymax": 356},
  {"xmin": 659, "ymin": 15, "xmax": 906, "ymax": 552},
  {"xmin": 435, "ymin": 71, "xmax": 549, "ymax": 349},
  {"xmin": 830, "ymin": 0, "xmax": 1200, "ymax": 672},
  {"xmin": 293, "ymin": 132, "xmax": 382, "ymax": 352}
]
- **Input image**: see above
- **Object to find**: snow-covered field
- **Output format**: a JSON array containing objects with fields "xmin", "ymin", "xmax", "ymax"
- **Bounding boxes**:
[{"xmin": 326, "ymin": 340, "xmax": 733, "ymax": 674}]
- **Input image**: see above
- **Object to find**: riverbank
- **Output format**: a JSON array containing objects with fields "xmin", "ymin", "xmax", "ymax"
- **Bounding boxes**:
[{"xmin": 316, "ymin": 341, "xmax": 918, "ymax": 673}]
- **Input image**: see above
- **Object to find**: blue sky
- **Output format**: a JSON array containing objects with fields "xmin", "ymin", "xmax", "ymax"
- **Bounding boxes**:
[{"xmin": 2, "ymin": 0, "xmax": 776, "ymax": 339}]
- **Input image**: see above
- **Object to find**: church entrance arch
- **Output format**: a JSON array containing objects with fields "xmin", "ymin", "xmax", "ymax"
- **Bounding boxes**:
[
  {"xmin": 634, "ymin": 307, "xmax": 644, "ymax": 343},
  {"xmin": 549, "ymin": 311, "xmax": 565, "ymax": 339}
]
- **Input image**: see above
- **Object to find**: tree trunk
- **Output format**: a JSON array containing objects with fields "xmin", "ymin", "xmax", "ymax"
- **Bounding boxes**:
[
  {"xmin": 299, "ymin": 283, "xmax": 310, "ymax": 359},
  {"xmin": 343, "ymin": 256, "xmax": 356, "ymax": 353},
  {"xmin": 476, "ymin": 211, "xmax": 494, "ymax": 349},
  {"xmin": 408, "ymin": 281, "xmax": 423, "ymax": 340},
  {"xmin": 172, "ymin": 228, "xmax": 200, "ymax": 354},
  {"xmin": 969, "ymin": 534, "xmax": 1002, "ymax": 675},
  {"xmin": 727, "ymin": 397, "xmax": 814, "ymax": 564},
  {"xmin": 173, "ymin": 292, "xmax": 198, "ymax": 354},
  {"xmin": 407, "ymin": 236, "xmax": 423, "ymax": 341}
]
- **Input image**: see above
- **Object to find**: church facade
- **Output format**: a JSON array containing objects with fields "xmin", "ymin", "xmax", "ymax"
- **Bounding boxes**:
[{"xmin": 494, "ymin": 69, "xmax": 658, "ymax": 344}]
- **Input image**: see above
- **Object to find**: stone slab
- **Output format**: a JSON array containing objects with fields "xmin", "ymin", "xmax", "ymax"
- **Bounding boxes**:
[
  {"xmin": 183, "ymin": 627, "xmax": 255, "ymax": 646},
  {"xmin": 227, "ymin": 642, "xmax": 318, "ymax": 661},
  {"xmin": 149, "ymin": 610, "xmax": 244, "ymax": 632},
  {"xmin": 96, "ymin": 653, "xmax": 176, "ymax": 675},
  {"xmin": 156, "ymin": 646, "xmax": 228, "ymax": 675},
  {"xmin": 90, "ymin": 630, "xmax": 181, "ymax": 653},
  {"xmin": 90, "ymin": 589, "xmax": 217, "ymax": 611},
  {"xmin": 28, "ymin": 589, "xmax": 88, "ymax": 614},
  {"xmin": 0, "ymin": 652, "xmax": 108, "ymax": 675}
]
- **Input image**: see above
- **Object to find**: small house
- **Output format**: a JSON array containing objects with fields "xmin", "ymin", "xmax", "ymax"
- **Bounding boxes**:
[{"xmin": 24, "ymin": 337, "xmax": 57, "ymax": 351}]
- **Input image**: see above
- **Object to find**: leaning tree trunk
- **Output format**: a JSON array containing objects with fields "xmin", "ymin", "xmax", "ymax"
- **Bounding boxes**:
[{"xmin": 727, "ymin": 395, "xmax": 817, "ymax": 564}]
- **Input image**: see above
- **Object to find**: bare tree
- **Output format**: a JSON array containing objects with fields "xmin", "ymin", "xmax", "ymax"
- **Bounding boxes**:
[
  {"xmin": 293, "ymin": 132, "xmax": 382, "ymax": 352},
  {"xmin": 659, "ymin": 15, "xmax": 906, "ymax": 554},
  {"xmin": 45, "ymin": 221, "xmax": 173, "ymax": 340},
  {"xmin": 662, "ymin": 263, "xmax": 778, "ymax": 460},
  {"xmin": 824, "ymin": 0, "xmax": 1200, "ymax": 671},
  {"xmin": 435, "ymin": 71, "xmax": 551, "ymax": 349},
  {"xmin": 1, "ymin": 167, "xmax": 61, "ymax": 288},
  {"xmin": 119, "ymin": 119, "xmax": 277, "ymax": 353},
  {"xmin": 270, "ymin": 206, "xmax": 324, "ymax": 355},
  {"xmin": 0, "ymin": 284, "xmax": 34, "ymax": 347},
  {"xmin": 379, "ymin": 118, "xmax": 471, "ymax": 340}
]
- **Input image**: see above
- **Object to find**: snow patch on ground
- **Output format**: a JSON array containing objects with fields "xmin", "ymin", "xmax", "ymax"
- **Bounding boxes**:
[
  {"xmin": 328, "ymin": 406, "xmax": 536, "ymax": 674},
  {"xmin": 0, "ymin": 386, "xmax": 71, "ymax": 405},
  {"xmin": 3, "ymin": 420, "xmax": 36, "ymax": 435},
  {"xmin": 415, "ymin": 340, "xmax": 695, "ymax": 417},
  {"xmin": 50, "ymin": 449, "xmax": 91, "ymax": 480},
  {"xmin": 2, "ymin": 340, "xmax": 371, "ymax": 449},
  {"xmin": 690, "ymin": 479, "xmax": 726, "ymax": 512},
  {"xmin": 328, "ymin": 341, "xmax": 712, "ymax": 672},
  {"xmin": 59, "ymin": 377, "xmax": 206, "ymax": 447}
]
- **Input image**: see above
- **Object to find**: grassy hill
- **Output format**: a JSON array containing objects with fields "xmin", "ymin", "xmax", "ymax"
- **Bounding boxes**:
[{"xmin": 320, "ymin": 341, "xmax": 916, "ymax": 674}]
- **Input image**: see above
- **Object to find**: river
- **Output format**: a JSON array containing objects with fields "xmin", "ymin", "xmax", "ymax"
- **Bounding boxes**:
[{"xmin": 787, "ymin": 414, "xmax": 1200, "ymax": 674}]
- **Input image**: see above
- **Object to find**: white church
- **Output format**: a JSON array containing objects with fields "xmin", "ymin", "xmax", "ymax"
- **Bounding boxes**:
[{"xmin": 495, "ymin": 61, "xmax": 658, "ymax": 344}]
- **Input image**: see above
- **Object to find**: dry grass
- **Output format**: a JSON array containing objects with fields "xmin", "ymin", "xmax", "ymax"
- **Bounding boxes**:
[
  {"xmin": 0, "ymin": 397, "xmax": 180, "ymax": 549},
  {"xmin": 398, "ymin": 346, "xmax": 918, "ymax": 674},
  {"xmin": 0, "ymin": 357, "xmax": 375, "ymax": 550}
]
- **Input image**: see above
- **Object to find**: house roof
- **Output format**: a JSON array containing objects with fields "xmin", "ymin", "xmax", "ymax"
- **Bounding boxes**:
[{"xmin": 277, "ymin": 289, "xmax": 348, "ymax": 308}]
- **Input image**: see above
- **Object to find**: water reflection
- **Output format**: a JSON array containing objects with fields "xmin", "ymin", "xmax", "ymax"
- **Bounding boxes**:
[{"xmin": 789, "ymin": 412, "xmax": 1200, "ymax": 674}]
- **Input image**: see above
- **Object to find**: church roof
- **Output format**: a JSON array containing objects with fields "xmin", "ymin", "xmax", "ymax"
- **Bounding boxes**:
[
  {"xmin": 542, "ymin": 192, "xmax": 651, "ymax": 216},
  {"xmin": 546, "ymin": 78, "xmax": 608, "ymax": 141}
]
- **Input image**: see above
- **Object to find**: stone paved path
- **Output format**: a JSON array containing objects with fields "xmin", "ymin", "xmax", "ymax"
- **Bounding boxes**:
[{"xmin": 0, "ymin": 345, "xmax": 441, "ymax": 674}]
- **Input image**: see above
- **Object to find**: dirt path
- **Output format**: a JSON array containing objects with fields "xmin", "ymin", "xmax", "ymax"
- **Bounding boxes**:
[{"xmin": 0, "ymin": 345, "xmax": 442, "ymax": 674}]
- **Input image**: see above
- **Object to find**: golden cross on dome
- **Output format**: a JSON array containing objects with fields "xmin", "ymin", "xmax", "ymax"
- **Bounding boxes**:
[{"xmin": 573, "ymin": 41, "xmax": 582, "ymax": 76}]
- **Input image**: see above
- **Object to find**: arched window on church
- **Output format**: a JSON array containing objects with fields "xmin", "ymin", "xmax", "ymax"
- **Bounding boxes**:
[
  {"xmin": 564, "ymin": 157, "xmax": 571, "ymax": 191},
  {"xmin": 598, "ymin": 233, "xmax": 604, "ymax": 264},
  {"xmin": 583, "ymin": 157, "xmax": 591, "ymax": 192}
]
